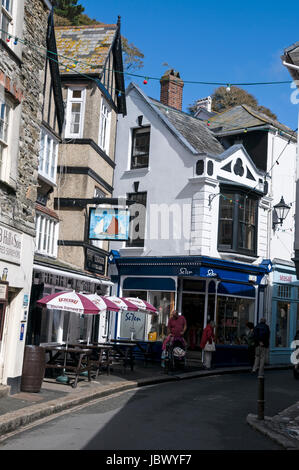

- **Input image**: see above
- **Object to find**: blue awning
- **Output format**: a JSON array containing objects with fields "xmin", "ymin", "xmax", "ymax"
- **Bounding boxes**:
[
  {"xmin": 209, "ymin": 281, "xmax": 255, "ymax": 298},
  {"xmin": 123, "ymin": 277, "xmax": 176, "ymax": 292}
]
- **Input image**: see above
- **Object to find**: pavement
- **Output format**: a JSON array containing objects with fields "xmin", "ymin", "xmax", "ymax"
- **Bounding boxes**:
[{"xmin": 0, "ymin": 359, "xmax": 297, "ymax": 449}]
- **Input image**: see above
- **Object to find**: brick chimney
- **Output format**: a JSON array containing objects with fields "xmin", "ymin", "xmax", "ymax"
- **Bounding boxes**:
[{"xmin": 160, "ymin": 69, "xmax": 184, "ymax": 111}]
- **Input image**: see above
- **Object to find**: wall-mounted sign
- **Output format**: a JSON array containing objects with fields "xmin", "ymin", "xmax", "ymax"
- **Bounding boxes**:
[
  {"xmin": 273, "ymin": 271, "xmax": 297, "ymax": 284},
  {"xmin": 0, "ymin": 222, "xmax": 22, "ymax": 265},
  {"xmin": 89, "ymin": 208, "xmax": 130, "ymax": 241}
]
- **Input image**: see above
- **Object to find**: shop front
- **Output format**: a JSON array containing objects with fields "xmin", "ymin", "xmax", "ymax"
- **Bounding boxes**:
[
  {"xmin": 270, "ymin": 263, "xmax": 299, "ymax": 365},
  {"xmin": 27, "ymin": 258, "xmax": 113, "ymax": 348},
  {"xmin": 113, "ymin": 255, "xmax": 271, "ymax": 366},
  {"xmin": 0, "ymin": 222, "xmax": 35, "ymax": 392}
]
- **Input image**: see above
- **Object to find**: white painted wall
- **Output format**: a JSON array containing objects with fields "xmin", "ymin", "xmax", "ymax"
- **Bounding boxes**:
[
  {"xmin": 112, "ymin": 86, "xmax": 280, "ymax": 265},
  {"xmin": 267, "ymin": 131, "xmax": 296, "ymax": 262}
]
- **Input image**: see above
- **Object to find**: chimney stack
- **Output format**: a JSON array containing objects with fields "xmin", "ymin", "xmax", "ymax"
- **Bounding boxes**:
[{"xmin": 160, "ymin": 69, "xmax": 184, "ymax": 111}]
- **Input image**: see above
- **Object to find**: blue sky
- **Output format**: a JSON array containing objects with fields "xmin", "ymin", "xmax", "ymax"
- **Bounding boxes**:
[{"xmin": 82, "ymin": 0, "xmax": 299, "ymax": 129}]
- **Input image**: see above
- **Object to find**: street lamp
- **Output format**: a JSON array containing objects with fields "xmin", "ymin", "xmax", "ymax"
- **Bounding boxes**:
[{"xmin": 273, "ymin": 196, "xmax": 291, "ymax": 229}]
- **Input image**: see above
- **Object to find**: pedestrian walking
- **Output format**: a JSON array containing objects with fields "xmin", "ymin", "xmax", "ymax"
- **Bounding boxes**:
[
  {"xmin": 200, "ymin": 320, "xmax": 216, "ymax": 369},
  {"xmin": 252, "ymin": 318, "xmax": 270, "ymax": 377},
  {"xmin": 245, "ymin": 321, "xmax": 255, "ymax": 367}
]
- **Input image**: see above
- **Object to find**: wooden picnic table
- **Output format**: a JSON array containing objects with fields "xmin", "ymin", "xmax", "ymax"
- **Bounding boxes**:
[
  {"xmin": 105, "ymin": 340, "xmax": 136, "ymax": 372},
  {"xmin": 68, "ymin": 342, "xmax": 113, "ymax": 378},
  {"xmin": 109, "ymin": 339, "xmax": 157, "ymax": 366},
  {"xmin": 43, "ymin": 345, "xmax": 92, "ymax": 388}
]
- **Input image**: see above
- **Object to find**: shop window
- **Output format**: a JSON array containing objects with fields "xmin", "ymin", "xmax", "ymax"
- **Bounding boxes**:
[
  {"xmin": 131, "ymin": 126, "xmax": 150, "ymax": 170},
  {"xmin": 296, "ymin": 304, "xmax": 299, "ymax": 334},
  {"xmin": 218, "ymin": 190, "xmax": 258, "ymax": 256},
  {"xmin": 148, "ymin": 291, "xmax": 175, "ymax": 341},
  {"xmin": 277, "ymin": 285, "xmax": 291, "ymax": 299},
  {"xmin": 275, "ymin": 302, "xmax": 290, "ymax": 348},
  {"xmin": 216, "ymin": 296, "xmax": 255, "ymax": 345}
]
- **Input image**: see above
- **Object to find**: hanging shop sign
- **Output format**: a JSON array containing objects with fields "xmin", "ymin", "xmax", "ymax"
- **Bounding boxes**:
[
  {"xmin": 89, "ymin": 208, "xmax": 130, "ymax": 241},
  {"xmin": 85, "ymin": 248, "xmax": 107, "ymax": 276},
  {"xmin": 0, "ymin": 222, "xmax": 22, "ymax": 265}
]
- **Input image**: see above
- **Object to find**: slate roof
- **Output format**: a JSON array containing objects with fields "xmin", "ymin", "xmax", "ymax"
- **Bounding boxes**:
[
  {"xmin": 207, "ymin": 104, "xmax": 296, "ymax": 138},
  {"xmin": 55, "ymin": 24, "xmax": 118, "ymax": 76},
  {"xmin": 149, "ymin": 97, "xmax": 224, "ymax": 156},
  {"xmin": 282, "ymin": 41, "xmax": 299, "ymax": 82}
]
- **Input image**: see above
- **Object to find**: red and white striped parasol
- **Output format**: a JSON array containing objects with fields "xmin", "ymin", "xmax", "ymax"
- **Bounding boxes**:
[
  {"xmin": 122, "ymin": 297, "xmax": 157, "ymax": 314},
  {"xmin": 36, "ymin": 290, "xmax": 100, "ymax": 315},
  {"xmin": 105, "ymin": 296, "xmax": 157, "ymax": 314},
  {"xmin": 84, "ymin": 294, "xmax": 121, "ymax": 312}
]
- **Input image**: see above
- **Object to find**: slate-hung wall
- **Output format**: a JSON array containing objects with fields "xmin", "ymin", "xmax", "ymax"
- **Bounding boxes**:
[
  {"xmin": 0, "ymin": 0, "xmax": 51, "ymax": 237},
  {"xmin": 0, "ymin": 0, "xmax": 55, "ymax": 393}
]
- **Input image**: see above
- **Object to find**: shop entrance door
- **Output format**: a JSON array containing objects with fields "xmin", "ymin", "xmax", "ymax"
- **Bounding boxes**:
[{"xmin": 182, "ymin": 293, "xmax": 205, "ymax": 350}]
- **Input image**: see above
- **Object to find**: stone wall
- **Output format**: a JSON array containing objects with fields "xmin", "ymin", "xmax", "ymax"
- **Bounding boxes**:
[{"xmin": 0, "ymin": 0, "xmax": 50, "ymax": 237}]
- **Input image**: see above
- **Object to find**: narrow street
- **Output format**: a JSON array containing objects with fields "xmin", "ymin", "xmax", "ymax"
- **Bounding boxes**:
[{"xmin": 1, "ymin": 370, "xmax": 298, "ymax": 451}]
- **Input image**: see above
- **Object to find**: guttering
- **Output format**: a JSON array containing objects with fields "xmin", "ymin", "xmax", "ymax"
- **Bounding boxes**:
[
  {"xmin": 33, "ymin": 263, "xmax": 114, "ymax": 286},
  {"xmin": 213, "ymin": 124, "xmax": 296, "ymax": 141},
  {"xmin": 282, "ymin": 60, "xmax": 299, "ymax": 72}
]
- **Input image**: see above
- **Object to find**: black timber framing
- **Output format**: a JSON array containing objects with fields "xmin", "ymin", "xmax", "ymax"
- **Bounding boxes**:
[
  {"xmin": 54, "ymin": 197, "xmax": 136, "ymax": 209},
  {"xmin": 47, "ymin": 11, "xmax": 65, "ymax": 134}
]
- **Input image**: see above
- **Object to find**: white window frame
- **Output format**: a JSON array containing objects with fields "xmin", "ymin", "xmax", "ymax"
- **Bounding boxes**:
[
  {"xmin": 98, "ymin": 97, "xmax": 111, "ymax": 155},
  {"xmin": 38, "ymin": 127, "xmax": 59, "ymax": 185},
  {"xmin": 0, "ymin": 95, "xmax": 12, "ymax": 182},
  {"xmin": 65, "ymin": 86, "xmax": 86, "ymax": 139},
  {"xmin": 35, "ymin": 212, "xmax": 59, "ymax": 258},
  {"xmin": 1, "ymin": 0, "xmax": 13, "ymax": 42}
]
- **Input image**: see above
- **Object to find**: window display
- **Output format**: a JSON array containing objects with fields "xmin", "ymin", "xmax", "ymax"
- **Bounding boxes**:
[
  {"xmin": 216, "ymin": 296, "xmax": 255, "ymax": 345},
  {"xmin": 275, "ymin": 302, "xmax": 290, "ymax": 348},
  {"xmin": 148, "ymin": 292, "xmax": 175, "ymax": 341}
]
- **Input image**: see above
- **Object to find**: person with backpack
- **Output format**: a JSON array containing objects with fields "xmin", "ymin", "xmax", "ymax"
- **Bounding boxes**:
[{"xmin": 252, "ymin": 318, "xmax": 270, "ymax": 377}]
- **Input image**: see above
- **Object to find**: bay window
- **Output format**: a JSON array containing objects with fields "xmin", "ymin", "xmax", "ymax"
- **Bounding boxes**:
[
  {"xmin": 38, "ymin": 128, "xmax": 59, "ymax": 184},
  {"xmin": 218, "ymin": 189, "xmax": 258, "ymax": 256},
  {"xmin": 35, "ymin": 212, "xmax": 59, "ymax": 258}
]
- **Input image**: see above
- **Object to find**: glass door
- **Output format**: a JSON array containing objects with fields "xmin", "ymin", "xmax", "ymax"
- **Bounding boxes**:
[{"xmin": 182, "ymin": 293, "xmax": 205, "ymax": 350}]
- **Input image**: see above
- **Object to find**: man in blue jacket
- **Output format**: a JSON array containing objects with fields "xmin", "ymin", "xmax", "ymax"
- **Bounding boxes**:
[{"xmin": 252, "ymin": 318, "xmax": 270, "ymax": 377}]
